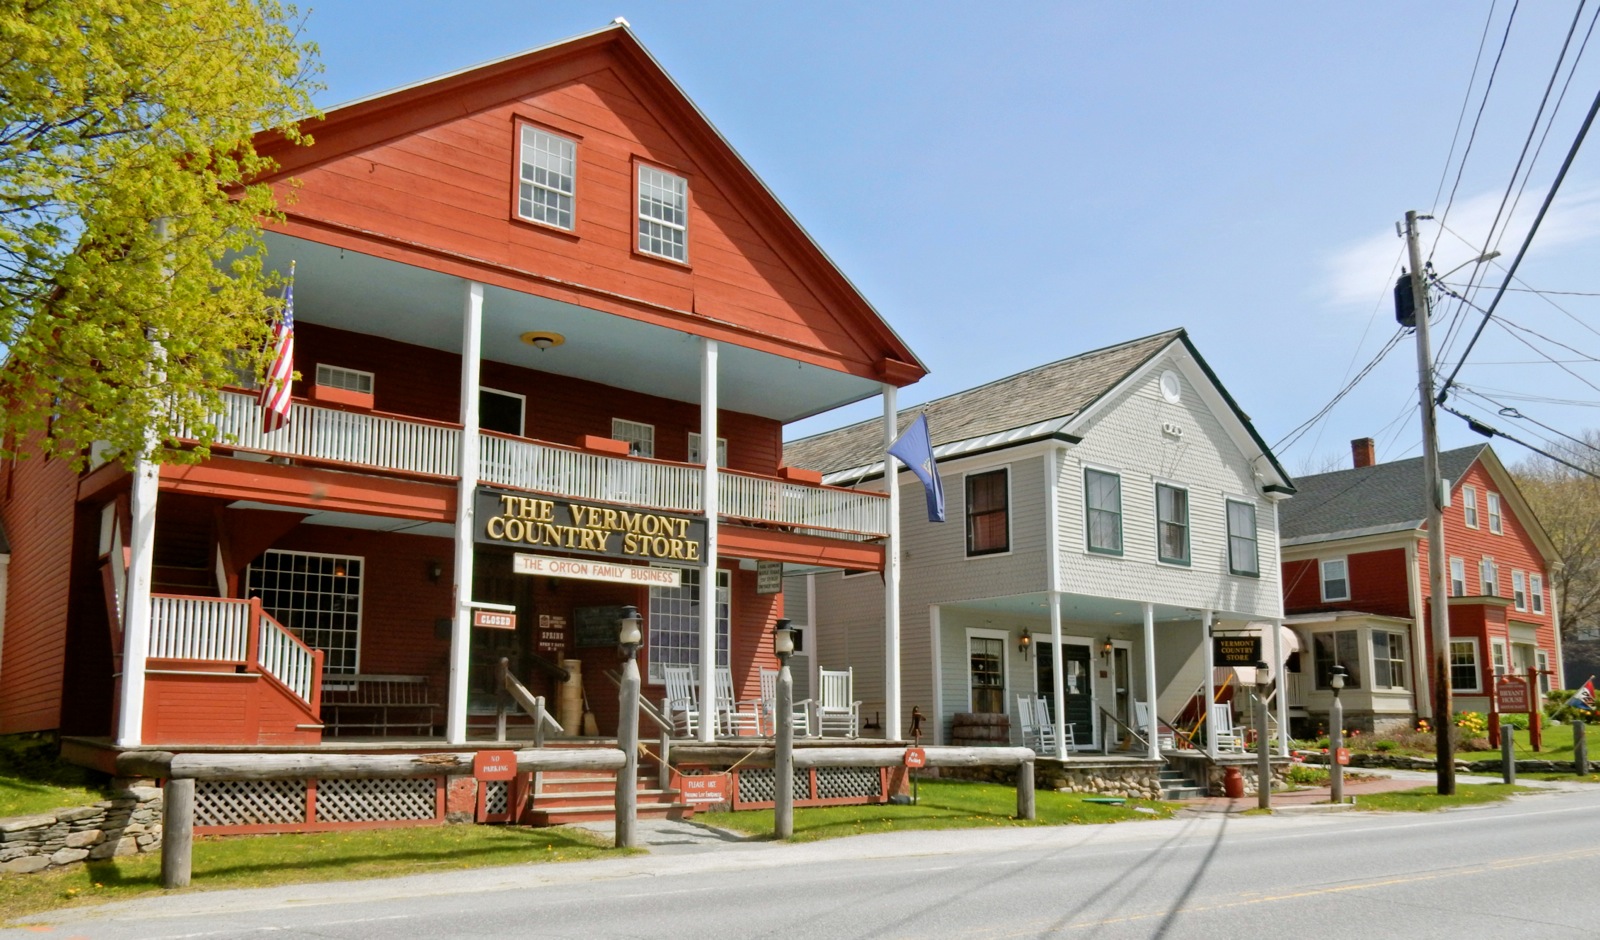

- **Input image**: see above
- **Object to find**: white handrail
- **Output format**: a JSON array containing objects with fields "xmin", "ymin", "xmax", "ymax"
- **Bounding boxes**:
[
  {"xmin": 719, "ymin": 472, "xmax": 889, "ymax": 538},
  {"xmin": 191, "ymin": 390, "xmax": 460, "ymax": 477},
  {"xmin": 149, "ymin": 596, "xmax": 249, "ymax": 661},
  {"xmin": 480, "ymin": 434, "xmax": 702, "ymax": 513},
  {"xmin": 257, "ymin": 612, "xmax": 316, "ymax": 703}
]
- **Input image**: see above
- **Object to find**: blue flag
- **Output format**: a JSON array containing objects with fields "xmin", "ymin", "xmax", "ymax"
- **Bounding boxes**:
[{"xmin": 888, "ymin": 413, "xmax": 946, "ymax": 523}]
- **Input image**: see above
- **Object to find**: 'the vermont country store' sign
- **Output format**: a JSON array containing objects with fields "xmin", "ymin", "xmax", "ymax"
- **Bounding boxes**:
[{"xmin": 475, "ymin": 488, "xmax": 707, "ymax": 565}]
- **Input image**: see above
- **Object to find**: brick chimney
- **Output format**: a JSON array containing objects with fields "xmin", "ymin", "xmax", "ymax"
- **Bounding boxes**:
[{"xmin": 1351, "ymin": 437, "xmax": 1376, "ymax": 468}]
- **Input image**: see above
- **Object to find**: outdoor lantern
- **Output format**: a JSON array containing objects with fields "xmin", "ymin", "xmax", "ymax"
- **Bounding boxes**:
[
  {"xmin": 1330, "ymin": 663, "xmax": 1347, "ymax": 693},
  {"xmin": 1101, "ymin": 638, "xmax": 1113, "ymax": 661},
  {"xmin": 773, "ymin": 619, "xmax": 794, "ymax": 658},
  {"xmin": 1018, "ymin": 628, "xmax": 1032, "ymax": 655},
  {"xmin": 617, "ymin": 605, "xmax": 643, "ymax": 650}
]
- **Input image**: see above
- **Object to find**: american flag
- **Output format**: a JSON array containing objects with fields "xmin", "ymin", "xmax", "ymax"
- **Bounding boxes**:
[{"xmin": 259, "ymin": 268, "xmax": 295, "ymax": 433}]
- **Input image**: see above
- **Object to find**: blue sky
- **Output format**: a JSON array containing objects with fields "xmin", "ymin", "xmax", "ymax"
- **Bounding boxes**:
[{"xmin": 301, "ymin": 2, "xmax": 1600, "ymax": 474}]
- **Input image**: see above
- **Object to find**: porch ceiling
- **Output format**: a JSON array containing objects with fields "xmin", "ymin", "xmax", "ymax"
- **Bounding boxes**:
[
  {"xmin": 940, "ymin": 592, "xmax": 1243, "ymax": 626},
  {"xmin": 260, "ymin": 234, "xmax": 880, "ymax": 424},
  {"xmin": 227, "ymin": 501, "xmax": 454, "ymax": 539}
]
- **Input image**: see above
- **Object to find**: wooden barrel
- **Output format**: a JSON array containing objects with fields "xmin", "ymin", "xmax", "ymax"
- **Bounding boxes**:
[{"xmin": 951, "ymin": 712, "xmax": 1011, "ymax": 746}]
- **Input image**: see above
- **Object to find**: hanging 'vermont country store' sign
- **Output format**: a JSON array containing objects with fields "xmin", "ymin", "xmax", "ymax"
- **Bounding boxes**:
[{"xmin": 474, "ymin": 488, "xmax": 707, "ymax": 565}]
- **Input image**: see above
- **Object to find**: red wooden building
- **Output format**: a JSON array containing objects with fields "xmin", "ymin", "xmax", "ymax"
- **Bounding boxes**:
[
  {"xmin": 1277, "ymin": 439, "xmax": 1561, "ymax": 733},
  {"xmin": 0, "ymin": 23, "xmax": 924, "ymax": 756}
]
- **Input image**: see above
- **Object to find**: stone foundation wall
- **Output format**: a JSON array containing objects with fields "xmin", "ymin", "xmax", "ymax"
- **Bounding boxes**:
[
  {"xmin": 934, "ymin": 761, "xmax": 1164, "ymax": 799},
  {"xmin": 1204, "ymin": 761, "xmax": 1289, "ymax": 797},
  {"xmin": 0, "ymin": 780, "xmax": 162, "ymax": 874}
]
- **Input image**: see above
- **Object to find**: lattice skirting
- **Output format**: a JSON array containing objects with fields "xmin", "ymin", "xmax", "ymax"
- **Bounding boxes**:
[
  {"xmin": 194, "ymin": 777, "xmax": 444, "ymax": 834},
  {"xmin": 681, "ymin": 765, "xmax": 887, "ymax": 810},
  {"xmin": 483, "ymin": 780, "xmax": 509, "ymax": 816}
]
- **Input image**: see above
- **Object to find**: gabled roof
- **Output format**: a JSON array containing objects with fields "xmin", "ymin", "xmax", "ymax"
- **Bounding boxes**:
[
  {"xmin": 1278, "ymin": 445, "xmax": 1487, "ymax": 543},
  {"xmin": 785, "ymin": 329, "xmax": 1293, "ymax": 490}
]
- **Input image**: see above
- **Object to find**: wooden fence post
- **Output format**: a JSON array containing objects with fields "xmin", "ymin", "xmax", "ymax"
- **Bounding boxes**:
[
  {"xmin": 1016, "ymin": 760, "xmax": 1036, "ymax": 821},
  {"xmin": 161, "ymin": 778, "xmax": 195, "ymax": 889}
]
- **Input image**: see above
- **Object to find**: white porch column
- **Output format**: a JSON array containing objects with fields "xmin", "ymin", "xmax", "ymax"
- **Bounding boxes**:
[
  {"xmin": 882, "ymin": 384, "xmax": 902, "ymax": 740},
  {"xmin": 1143, "ymin": 602, "xmax": 1159, "ymax": 761},
  {"xmin": 446, "ymin": 280, "xmax": 483, "ymax": 745},
  {"xmin": 697, "ymin": 338, "xmax": 719, "ymax": 742},
  {"xmin": 1049, "ymin": 592, "xmax": 1066, "ymax": 759},
  {"xmin": 1202, "ymin": 609, "xmax": 1216, "ymax": 759},
  {"xmin": 1272, "ymin": 618, "xmax": 1290, "ymax": 757},
  {"xmin": 115, "ymin": 457, "xmax": 160, "ymax": 746}
]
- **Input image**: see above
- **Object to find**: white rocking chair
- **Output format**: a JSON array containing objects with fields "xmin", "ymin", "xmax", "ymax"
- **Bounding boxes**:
[
  {"xmin": 1135, "ymin": 701, "xmax": 1177, "ymax": 751},
  {"xmin": 715, "ymin": 666, "xmax": 763, "ymax": 737},
  {"xmin": 1210, "ymin": 702, "xmax": 1246, "ymax": 753},
  {"xmin": 759, "ymin": 667, "xmax": 812, "ymax": 737},
  {"xmin": 661, "ymin": 665, "xmax": 700, "ymax": 738},
  {"xmin": 815, "ymin": 667, "xmax": 861, "ymax": 737}
]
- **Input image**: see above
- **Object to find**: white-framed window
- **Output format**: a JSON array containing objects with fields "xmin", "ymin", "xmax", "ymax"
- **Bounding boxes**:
[
  {"xmin": 1155, "ymin": 483, "xmax": 1189, "ymax": 565},
  {"xmin": 1372, "ymin": 630, "xmax": 1409, "ymax": 689},
  {"xmin": 1512, "ymin": 570, "xmax": 1527, "ymax": 611},
  {"xmin": 611, "ymin": 418, "xmax": 655, "ymax": 458},
  {"xmin": 1313, "ymin": 630, "xmax": 1361, "ymax": 689},
  {"xmin": 245, "ymin": 549, "xmax": 364, "ymax": 675},
  {"xmin": 687, "ymin": 432, "xmax": 727, "ymax": 468},
  {"xmin": 315, "ymin": 363, "xmax": 374, "ymax": 395},
  {"xmin": 967, "ymin": 629, "xmax": 1009, "ymax": 714},
  {"xmin": 645, "ymin": 568, "xmax": 730, "ymax": 683},
  {"xmin": 1450, "ymin": 639, "xmax": 1481, "ymax": 692},
  {"xmin": 1321, "ymin": 558, "xmax": 1350, "ymax": 602},
  {"xmin": 1491, "ymin": 638, "xmax": 1508, "ymax": 677},
  {"xmin": 1537, "ymin": 650, "xmax": 1553, "ymax": 694},
  {"xmin": 1084, "ymin": 468, "xmax": 1122, "ymax": 555},
  {"xmin": 1450, "ymin": 556, "xmax": 1466, "ymax": 597},
  {"xmin": 1226, "ymin": 499, "xmax": 1259, "ymax": 576},
  {"xmin": 1462, "ymin": 484, "xmax": 1479, "ymax": 528},
  {"xmin": 479, "ymin": 387, "xmax": 526, "ymax": 437},
  {"xmin": 966, "ymin": 468, "xmax": 1010, "ymax": 556},
  {"xmin": 637, "ymin": 164, "xmax": 687, "ymax": 261},
  {"xmin": 1487, "ymin": 492, "xmax": 1503, "ymax": 534},
  {"xmin": 517, "ymin": 125, "xmax": 576, "ymax": 230},
  {"xmin": 1532, "ymin": 574, "xmax": 1545, "ymax": 614},
  {"xmin": 1481, "ymin": 557, "xmax": 1499, "ymax": 597}
]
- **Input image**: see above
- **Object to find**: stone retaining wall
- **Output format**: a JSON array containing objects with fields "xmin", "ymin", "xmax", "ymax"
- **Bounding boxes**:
[
  {"xmin": 934, "ymin": 760, "xmax": 1164, "ymax": 799},
  {"xmin": 1203, "ymin": 761, "xmax": 1289, "ymax": 796},
  {"xmin": 0, "ymin": 781, "xmax": 162, "ymax": 874}
]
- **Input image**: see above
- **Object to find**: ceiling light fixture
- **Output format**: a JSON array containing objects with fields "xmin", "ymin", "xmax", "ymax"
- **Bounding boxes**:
[{"xmin": 520, "ymin": 330, "xmax": 566, "ymax": 351}]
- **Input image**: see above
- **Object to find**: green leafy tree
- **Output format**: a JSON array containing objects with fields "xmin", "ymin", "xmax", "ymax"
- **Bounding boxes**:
[
  {"xmin": 0, "ymin": 0, "xmax": 319, "ymax": 467},
  {"xmin": 1512, "ymin": 432, "xmax": 1600, "ymax": 661}
]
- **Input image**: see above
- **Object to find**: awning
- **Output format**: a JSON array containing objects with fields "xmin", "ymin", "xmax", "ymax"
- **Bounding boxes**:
[{"xmin": 1219, "ymin": 622, "xmax": 1301, "ymax": 687}]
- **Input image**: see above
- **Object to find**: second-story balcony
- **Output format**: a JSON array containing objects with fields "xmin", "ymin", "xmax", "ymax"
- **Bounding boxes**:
[{"xmin": 186, "ymin": 389, "xmax": 889, "ymax": 540}]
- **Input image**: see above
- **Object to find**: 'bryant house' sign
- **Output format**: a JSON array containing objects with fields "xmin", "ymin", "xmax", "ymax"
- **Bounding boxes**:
[{"xmin": 474, "ymin": 488, "xmax": 708, "ymax": 565}]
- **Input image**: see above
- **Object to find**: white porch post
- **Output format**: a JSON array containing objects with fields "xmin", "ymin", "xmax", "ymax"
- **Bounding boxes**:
[
  {"xmin": 1044, "ymin": 445, "xmax": 1066, "ymax": 759},
  {"xmin": 115, "ymin": 457, "xmax": 160, "ymax": 746},
  {"xmin": 1049, "ymin": 592, "xmax": 1066, "ymax": 759},
  {"xmin": 1202, "ymin": 609, "xmax": 1216, "ymax": 759},
  {"xmin": 882, "ymin": 384, "xmax": 902, "ymax": 740},
  {"xmin": 697, "ymin": 338, "xmax": 719, "ymax": 743},
  {"xmin": 446, "ymin": 280, "xmax": 483, "ymax": 745},
  {"xmin": 1143, "ymin": 602, "xmax": 1159, "ymax": 761},
  {"xmin": 1272, "ymin": 618, "xmax": 1289, "ymax": 757}
]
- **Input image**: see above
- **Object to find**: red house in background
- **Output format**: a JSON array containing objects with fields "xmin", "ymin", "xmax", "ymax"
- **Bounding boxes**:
[
  {"xmin": 1276, "ymin": 439, "xmax": 1561, "ymax": 734},
  {"xmin": 0, "ymin": 23, "xmax": 924, "ymax": 753}
]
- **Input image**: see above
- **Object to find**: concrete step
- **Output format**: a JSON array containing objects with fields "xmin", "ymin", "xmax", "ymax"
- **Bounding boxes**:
[
  {"xmin": 524, "ymin": 802, "xmax": 693, "ymax": 826},
  {"xmin": 530, "ymin": 788, "xmax": 681, "ymax": 809},
  {"xmin": 1161, "ymin": 785, "xmax": 1209, "ymax": 800}
]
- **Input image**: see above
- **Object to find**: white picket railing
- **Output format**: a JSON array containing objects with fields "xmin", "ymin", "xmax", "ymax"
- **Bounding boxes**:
[
  {"xmin": 1286, "ymin": 672, "xmax": 1309, "ymax": 708},
  {"xmin": 256, "ymin": 611, "xmax": 316, "ymax": 703},
  {"xmin": 149, "ymin": 596, "xmax": 250, "ymax": 662},
  {"xmin": 191, "ymin": 391, "xmax": 888, "ymax": 537}
]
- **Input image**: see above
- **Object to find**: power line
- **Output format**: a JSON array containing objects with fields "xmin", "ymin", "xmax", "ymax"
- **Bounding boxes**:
[
  {"xmin": 1453, "ymin": 384, "xmax": 1600, "ymax": 454},
  {"xmin": 1440, "ymin": 403, "xmax": 1600, "ymax": 479},
  {"xmin": 1273, "ymin": 329, "xmax": 1407, "ymax": 452}
]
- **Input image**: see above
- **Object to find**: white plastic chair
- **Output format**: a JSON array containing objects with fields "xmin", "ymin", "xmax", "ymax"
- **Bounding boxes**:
[
  {"xmin": 815, "ymin": 667, "xmax": 861, "ymax": 737},
  {"xmin": 1210, "ymin": 702, "xmax": 1246, "ymax": 753},
  {"xmin": 1135, "ymin": 701, "xmax": 1176, "ymax": 750},
  {"xmin": 661, "ymin": 665, "xmax": 699, "ymax": 738},
  {"xmin": 1017, "ymin": 693, "xmax": 1042, "ymax": 750},
  {"xmin": 1035, "ymin": 695, "xmax": 1071, "ymax": 751},
  {"xmin": 760, "ymin": 666, "xmax": 812, "ymax": 736},
  {"xmin": 715, "ymin": 666, "xmax": 763, "ymax": 737}
]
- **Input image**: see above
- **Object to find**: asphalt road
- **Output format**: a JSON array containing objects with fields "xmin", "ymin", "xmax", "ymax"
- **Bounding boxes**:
[{"xmin": 12, "ymin": 786, "xmax": 1600, "ymax": 939}]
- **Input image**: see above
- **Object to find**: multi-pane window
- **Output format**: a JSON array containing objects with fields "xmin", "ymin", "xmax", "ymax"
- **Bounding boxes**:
[
  {"xmin": 1313, "ymin": 630, "xmax": 1362, "ymax": 689},
  {"xmin": 638, "ymin": 164, "xmax": 688, "ymax": 261},
  {"xmin": 1084, "ymin": 469, "xmax": 1122, "ymax": 554},
  {"xmin": 1481, "ymin": 557, "xmax": 1499, "ymax": 597},
  {"xmin": 1450, "ymin": 640, "xmax": 1481, "ymax": 691},
  {"xmin": 966, "ymin": 469, "xmax": 1010, "ymax": 556},
  {"xmin": 645, "ymin": 568, "xmax": 730, "ymax": 683},
  {"xmin": 1537, "ymin": 650, "xmax": 1553, "ymax": 694},
  {"xmin": 1487, "ymin": 492, "xmax": 1503, "ymax": 534},
  {"xmin": 1491, "ymin": 639, "xmax": 1508, "ymax": 677},
  {"xmin": 315, "ymin": 364, "xmax": 374, "ymax": 395},
  {"xmin": 1321, "ymin": 558, "xmax": 1350, "ymax": 602},
  {"xmin": 1532, "ymin": 574, "xmax": 1545, "ymax": 614},
  {"xmin": 1450, "ymin": 557, "xmax": 1466, "ymax": 597},
  {"xmin": 518, "ymin": 126, "xmax": 576, "ymax": 230},
  {"xmin": 969, "ymin": 635, "xmax": 1005, "ymax": 713},
  {"xmin": 1462, "ymin": 485, "xmax": 1479, "ymax": 528},
  {"xmin": 1155, "ymin": 484, "xmax": 1189, "ymax": 564},
  {"xmin": 1513, "ymin": 570, "xmax": 1527, "ymax": 610},
  {"xmin": 611, "ymin": 418, "xmax": 655, "ymax": 458},
  {"xmin": 246, "ymin": 550, "xmax": 363, "ymax": 675},
  {"xmin": 1227, "ymin": 500, "xmax": 1259, "ymax": 576},
  {"xmin": 1372, "ymin": 631, "xmax": 1408, "ymax": 689},
  {"xmin": 687, "ymin": 433, "xmax": 727, "ymax": 467}
]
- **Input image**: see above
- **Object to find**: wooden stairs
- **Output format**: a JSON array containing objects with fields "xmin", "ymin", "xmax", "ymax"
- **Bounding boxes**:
[{"xmin": 521, "ymin": 769, "xmax": 694, "ymax": 826}]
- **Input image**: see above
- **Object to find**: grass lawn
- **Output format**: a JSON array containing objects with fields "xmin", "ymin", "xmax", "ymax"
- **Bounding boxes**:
[
  {"xmin": 1355, "ymin": 783, "xmax": 1535, "ymax": 812},
  {"xmin": 696, "ymin": 779, "xmax": 1174, "ymax": 842},
  {"xmin": 0, "ymin": 777, "xmax": 110, "ymax": 819},
  {"xmin": 1, "ymin": 823, "xmax": 625, "ymax": 925}
]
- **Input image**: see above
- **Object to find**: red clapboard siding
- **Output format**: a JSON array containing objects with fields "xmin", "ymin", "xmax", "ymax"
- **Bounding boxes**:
[{"xmin": 0, "ymin": 442, "xmax": 79, "ymax": 733}]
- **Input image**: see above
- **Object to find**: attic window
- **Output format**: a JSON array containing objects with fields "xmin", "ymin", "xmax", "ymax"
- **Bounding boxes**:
[
  {"xmin": 316, "ymin": 364, "xmax": 373, "ymax": 395},
  {"xmin": 518, "ymin": 126, "xmax": 576, "ymax": 230},
  {"xmin": 637, "ymin": 164, "xmax": 687, "ymax": 262}
]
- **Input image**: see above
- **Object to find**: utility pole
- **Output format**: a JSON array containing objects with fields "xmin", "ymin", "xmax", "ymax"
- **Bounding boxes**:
[{"xmin": 1402, "ymin": 210, "xmax": 1455, "ymax": 795}]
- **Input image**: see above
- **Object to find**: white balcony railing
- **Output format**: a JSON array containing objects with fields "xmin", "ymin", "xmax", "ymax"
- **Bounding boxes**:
[
  {"xmin": 197, "ymin": 390, "xmax": 887, "ymax": 538},
  {"xmin": 150, "ymin": 595, "xmax": 250, "ymax": 661}
]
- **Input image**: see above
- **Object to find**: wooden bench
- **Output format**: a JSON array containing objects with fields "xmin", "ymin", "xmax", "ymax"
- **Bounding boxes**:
[{"xmin": 319, "ymin": 674, "xmax": 439, "ymax": 736}]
